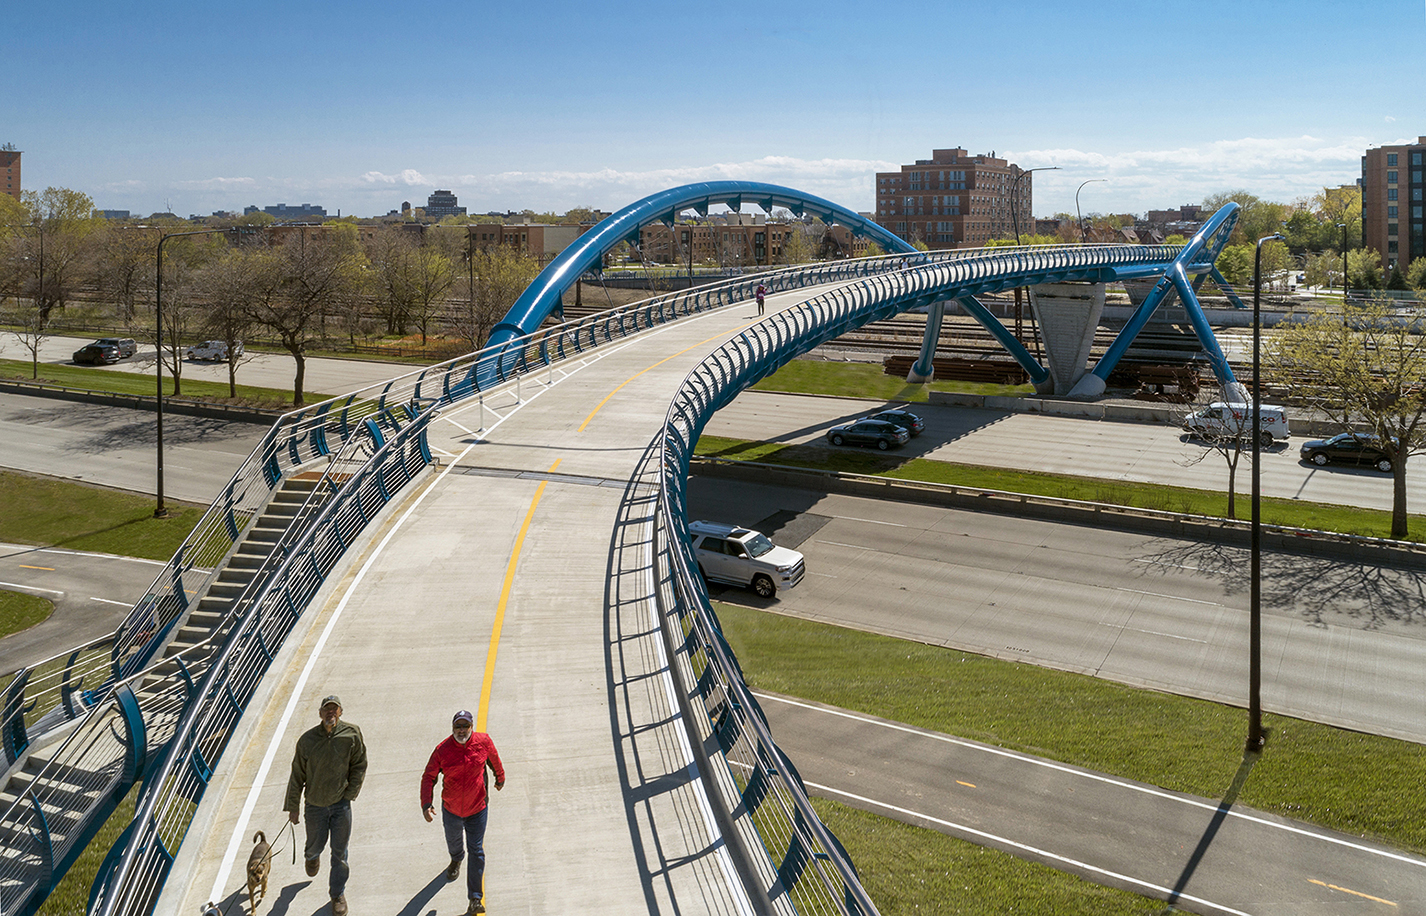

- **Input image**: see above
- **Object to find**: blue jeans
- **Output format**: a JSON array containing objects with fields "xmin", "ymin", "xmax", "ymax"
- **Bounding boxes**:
[
  {"xmin": 304, "ymin": 799, "xmax": 352, "ymax": 898},
  {"xmin": 441, "ymin": 806, "xmax": 488, "ymax": 901}
]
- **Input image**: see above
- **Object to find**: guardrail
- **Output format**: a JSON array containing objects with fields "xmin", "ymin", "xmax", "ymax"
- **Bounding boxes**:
[{"xmin": 6, "ymin": 239, "xmax": 1187, "ymax": 916}]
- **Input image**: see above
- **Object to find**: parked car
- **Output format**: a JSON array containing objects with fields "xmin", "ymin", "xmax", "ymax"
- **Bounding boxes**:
[
  {"xmin": 1299, "ymin": 433, "xmax": 1397, "ymax": 473},
  {"xmin": 865, "ymin": 408, "xmax": 924, "ymax": 437},
  {"xmin": 73, "ymin": 342, "xmax": 122, "ymax": 365},
  {"xmin": 93, "ymin": 337, "xmax": 137, "ymax": 358},
  {"xmin": 1182, "ymin": 402, "xmax": 1290, "ymax": 447},
  {"xmin": 186, "ymin": 340, "xmax": 243, "ymax": 361},
  {"xmin": 688, "ymin": 520, "xmax": 805, "ymax": 597},
  {"xmin": 826, "ymin": 418, "xmax": 910, "ymax": 450}
]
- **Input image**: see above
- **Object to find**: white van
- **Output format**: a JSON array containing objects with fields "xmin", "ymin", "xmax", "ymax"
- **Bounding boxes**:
[
  {"xmin": 186, "ymin": 340, "xmax": 244, "ymax": 361},
  {"xmin": 1182, "ymin": 402, "xmax": 1290, "ymax": 446},
  {"xmin": 688, "ymin": 520, "xmax": 805, "ymax": 597}
]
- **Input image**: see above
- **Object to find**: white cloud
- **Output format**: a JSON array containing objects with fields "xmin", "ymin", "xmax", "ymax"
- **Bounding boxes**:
[{"xmin": 359, "ymin": 169, "xmax": 429, "ymax": 186}]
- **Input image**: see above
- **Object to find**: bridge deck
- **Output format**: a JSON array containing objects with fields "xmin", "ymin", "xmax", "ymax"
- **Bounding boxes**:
[{"xmin": 160, "ymin": 298, "xmax": 776, "ymax": 915}]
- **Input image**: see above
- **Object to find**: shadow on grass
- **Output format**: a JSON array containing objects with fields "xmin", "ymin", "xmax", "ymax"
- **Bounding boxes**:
[
  {"xmin": 1135, "ymin": 539, "xmax": 1426, "ymax": 630},
  {"xmin": 1161, "ymin": 746, "xmax": 1263, "ymax": 913}
]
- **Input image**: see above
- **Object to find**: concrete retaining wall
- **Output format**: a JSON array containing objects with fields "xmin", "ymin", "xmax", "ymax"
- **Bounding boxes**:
[{"xmin": 0, "ymin": 380, "xmax": 284, "ymax": 425}]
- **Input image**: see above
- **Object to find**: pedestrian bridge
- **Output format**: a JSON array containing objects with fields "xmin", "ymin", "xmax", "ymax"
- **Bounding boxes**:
[{"xmin": 0, "ymin": 185, "xmax": 1241, "ymax": 916}]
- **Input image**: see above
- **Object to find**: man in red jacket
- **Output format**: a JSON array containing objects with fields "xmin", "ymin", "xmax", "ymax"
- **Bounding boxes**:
[{"xmin": 422, "ymin": 710, "xmax": 505, "ymax": 915}]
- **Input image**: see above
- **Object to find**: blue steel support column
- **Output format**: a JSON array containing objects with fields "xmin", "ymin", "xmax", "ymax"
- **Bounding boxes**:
[
  {"xmin": 908, "ymin": 299, "xmax": 945, "ymax": 383},
  {"xmin": 956, "ymin": 296, "xmax": 1051, "ymax": 388},
  {"xmin": 1070, "ymin": 202, "xmax": 1240, "ymax": 399}
]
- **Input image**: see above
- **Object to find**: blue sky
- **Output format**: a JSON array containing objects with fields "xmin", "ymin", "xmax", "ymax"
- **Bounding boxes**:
[{"xmin": 6, "ymin": 1, "xmax": 1424, "ymax": 220}]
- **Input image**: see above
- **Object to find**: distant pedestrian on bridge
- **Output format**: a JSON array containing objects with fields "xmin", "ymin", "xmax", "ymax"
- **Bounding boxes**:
[
  {"xmin": 755, "ymin": 283, "xmax": 767, "ymax": 315},
  {"xmin": 285, "ymin": 695, "xmax": 367, "ymax": 916},
  {"xmin": 422, "ymin": 709, "xmax": 506, "ymax": 915}
]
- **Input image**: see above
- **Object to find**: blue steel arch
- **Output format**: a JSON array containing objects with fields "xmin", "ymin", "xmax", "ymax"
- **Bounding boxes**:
[{"xmin": 485, "ymin": 181, "xmax": 918, "ymax": 355}]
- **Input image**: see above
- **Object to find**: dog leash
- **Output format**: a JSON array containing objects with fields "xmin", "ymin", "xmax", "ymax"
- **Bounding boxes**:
[{"xmin": 200, "ymin": 818, "xmax": 298, "ymax": 916}]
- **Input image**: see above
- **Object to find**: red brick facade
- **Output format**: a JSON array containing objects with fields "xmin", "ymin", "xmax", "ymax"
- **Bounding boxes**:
[
  {"xmin": 874, "ymin": 147, "xmax": 1029, "ymax": 249},
  {"xmin": 1, "ymin": 150, "xmax": 19, "ymax": 202},
  {"xmin": 1361, "ymin": 137, "xmax": 1426, "ymax": 270}
]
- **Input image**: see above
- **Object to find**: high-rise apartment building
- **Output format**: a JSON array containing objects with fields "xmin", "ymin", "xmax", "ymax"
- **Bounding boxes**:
[
  {"xmin": 1361, "ymin": 137, "xmax": 1425, "ymax": 270},
  {"xmin": 1, "ymin": 148, "xmax": 20, "ymax": 202},
  {"xmin": 425, "ymin": 189, "xmax": 466, "ymax": 219},
  {"xmin": 874, "ymin": 147, "xmax": 1029, "ymax": 249}
]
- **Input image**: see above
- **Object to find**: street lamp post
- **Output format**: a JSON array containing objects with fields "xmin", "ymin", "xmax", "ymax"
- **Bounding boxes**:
[
  {"xmin": 1248, "ymin": 232, "xmax": 1285, "ymax": 752},
  {"xmin": 1075, "ymin": 179, "xmax": 1107, "ymax": 244},
  {"xmin": 1336, "ymin": 222, "xmax": 1348, "ymax": 300},
  {"xmin": 153, "ymin": 227, "xmax": 231, "ymax": 518},
  {"xmin": 1009, "ymin": 167, "xmax": 1060, "ymax": 355}
]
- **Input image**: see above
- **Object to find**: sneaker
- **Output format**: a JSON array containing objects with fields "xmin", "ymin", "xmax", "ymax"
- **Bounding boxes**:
[
  {"xmin": 305, "ymin": 858, "xmax": 320, "ymax": 877},
  {"xmin": 466, "ymin": 901, "xmax": 484, "ymax": 915},
  {"xmin": 446, "ymin": 858, "xmax": 461, "ymax": 882},
  {"xmin": 331, "ymin": 894, "xmax": 347, "ymax": 916}
]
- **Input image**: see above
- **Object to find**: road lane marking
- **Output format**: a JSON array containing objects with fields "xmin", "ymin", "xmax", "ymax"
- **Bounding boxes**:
[
  {"xmin": 1099, "ymin": 623, "xmax": 1209, "ymax": 644},
  {"xmin": 89, "ymin": 597, "xmax": 132, "ymax": 606},
  {"xmin": 18, "ymin": 565, "xmax": 54, "ymax": 571},
  {"xmin": 756, "ymin": 693, "xmax": 1426, "ymax": 870},
  {"xmin": 1120, "ymin": 588, "xmax": 1224, "ymax": 607},
  {"xmin": 578, "ymin": 329, "xmax": 737, "ymax": 431},
  {"xmin": 805, "ymin": 779, "xmax": 1251, "ymax": 916},
  {"xmin": 956, "ymin": 780, "xmax": 976, "ymax": 788},
  {"xmin": 1308, "ymin": 878, "xmax": 1395, "ymax": 906},
  {"xmin": 0, "ymin": 580, "xmax": 62, "ymax": 595},
  {"xmin": 478, "ymin": 459, "xmax": 558, "ymax": 732}
]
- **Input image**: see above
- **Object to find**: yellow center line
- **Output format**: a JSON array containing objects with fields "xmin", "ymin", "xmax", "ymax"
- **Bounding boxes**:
[
  {"xmin": 477, "ymin": 457, "xmax": 561, "ymax": 732},
  {"xmin": 955, "ymin": 780, "xmax": 976, "ymax": 789},
  {"xmin": 18, "ymin": 565, "xmax": 55, "ymax": 571},
  {"xmin": 577, "ymin": 325, "xmax": 754, "ymax": 432},
  {"xmin": 1308, "ymin": 878, "xmax": 1396, "ymax": 906}
]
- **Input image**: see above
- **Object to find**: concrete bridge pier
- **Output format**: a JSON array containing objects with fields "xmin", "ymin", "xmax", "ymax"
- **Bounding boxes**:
[{"xmin": 1029, "ymin": 282, "xmax": 1105, "ymax": 397}]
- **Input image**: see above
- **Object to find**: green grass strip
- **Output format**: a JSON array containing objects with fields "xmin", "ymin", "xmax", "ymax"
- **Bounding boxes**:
[
  {"xmin": 0, "ymin": 357, "xmax": 329, "ymax": 408},
  {"xmin": 715, "ymin": 603, "xmax": 1426, "ymax": 854},
  {"xmin": 749, "ymin": 359, "xmax": 1033, "ymax": 402},
  {"xmin": 813, "ymin": 798, "xmax": 1163, "ymax": 914},
  {"xmin": 694, "ymin": 435, "xmax": 1423, "ymax": 542},
  {"xmin": 0, "ymin": 471, "xmax": 202, "ymax": 561},
  {"xmin": 0, "ymin": 590, "xmax": 53, "ymax": 639}
]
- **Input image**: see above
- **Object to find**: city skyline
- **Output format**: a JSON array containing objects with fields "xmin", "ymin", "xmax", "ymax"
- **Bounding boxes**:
[{"xmin": 5, "ymin": 0, "xmax": 1424, "ymax": 221}]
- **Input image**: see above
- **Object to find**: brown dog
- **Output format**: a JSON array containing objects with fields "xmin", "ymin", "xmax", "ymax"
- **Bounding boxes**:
[{"xmin": 246, "ymin": 830, "xmax": 272, "ymax": 911}]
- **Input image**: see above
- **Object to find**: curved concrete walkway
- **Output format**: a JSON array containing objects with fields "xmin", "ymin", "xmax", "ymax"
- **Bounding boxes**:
[{"xmin": 159, "ymin": 298, "xmax": 778, "ymax": 915}]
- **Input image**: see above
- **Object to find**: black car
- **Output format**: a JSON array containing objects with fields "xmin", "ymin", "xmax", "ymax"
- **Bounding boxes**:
[
  {"xmin": 73, "ymin": 343, "xmax": 122, "ymax": 365},
  {"xmin": 826, "ymin": 419, "xmax": 911, "ymax": 450},
  {"xmin": 1299, "ymin": 433, "xmax": 1396, "ymax": 473},
  {"xmin": 866, "ymin": 408, "xmax": 924, "ymax": 437}
]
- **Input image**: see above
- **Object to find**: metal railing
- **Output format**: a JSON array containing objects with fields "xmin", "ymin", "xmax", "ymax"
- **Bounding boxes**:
[{"xmin": 6, "ymin": 240, "xmax": 1192, "ymax": 916}]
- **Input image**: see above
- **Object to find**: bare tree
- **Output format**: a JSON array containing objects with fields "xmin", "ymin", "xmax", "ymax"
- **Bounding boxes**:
[
  {"xmin": 93, "ymin": 225, "xmax": 156, "ymax": 324},
  {"xmin": 192, "ymin": 249, "xmax": 261, "ymax": 397},
  {"xmin": 1177, "ymin": 392, "xmax": 1259, "ymax": 520},
  {"xmin": 2, "ymin": 299, "xmax": 52, "ymax": 379},
  {"xmin": 445, "ymin": 244, "xmax": 539, "ymax": 353}
]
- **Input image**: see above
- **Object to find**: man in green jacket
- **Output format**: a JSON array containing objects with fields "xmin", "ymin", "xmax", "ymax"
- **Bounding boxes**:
[{"xmin": 286, "ymin": 695, "xmax": 367, "ymax": 916}]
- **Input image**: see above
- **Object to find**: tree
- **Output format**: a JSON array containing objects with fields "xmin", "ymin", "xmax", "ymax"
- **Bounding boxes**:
[
  {"xmin": 14, "ymin": 187, "xmax": 103, "ymax": 322},
  {"xmin": 1270, "ymin": 299, "xmax": 1426, "ymax": 538},
  {"xmin": 192, "ymin": 248, "xmax": 260, "ymax": 397},
  {"xmin": 245, "ymin": 229, "xmax": 363, "ymax": 406},
  {"xmin": 1177, "ymin": 394, "xmax": 1258, "ymax": 520},
  {"xmin": 2, "ymin": 299, "xmax": 53, "ymax": 379},
  {"xmin": 1347, "ymin": 248, "xmax": 1383, "ymax": 290},
  {"xmin": 1387, "ymin": 266, "xmax": 1410, "ymax": 291},
  {"xmin": 1406, "ymin": 257, "xmax": 1426, "ymax": 291},
  {"xmin": 445, "ymin": 244, "xmax": 539, "ymax": 353},
  {"xmin": 1200, "ymin": 190, "xmax": 1290, "ymax": 247},
  {"xmin": 93, "ymin": 225, "xmax": 156, "ymax": 323},
  {"xmin": 779, "ymin": 219, "xmax": 822, "ymax": 265}
]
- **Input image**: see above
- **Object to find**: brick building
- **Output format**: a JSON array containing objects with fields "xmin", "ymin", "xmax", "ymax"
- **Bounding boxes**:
[
  {"xmin": 874, "ymin": 147, "xmax": 1029, "ymax": 248},
  {"xmin": 1, "ymin": 148, "xmax": 19, "ymax": 202},
  {"xmin": 1361, "ymin": 137, "xmax": 1426, "ymax": 270},
  {"xmin": 636, "ymin": 218, "xmax": 794, "ymax": 266}
]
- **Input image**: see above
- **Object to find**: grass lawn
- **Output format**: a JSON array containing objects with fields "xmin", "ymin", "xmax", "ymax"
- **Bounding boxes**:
[
  {"xmin": 814, "ymin": 798, "xmax": 1164, "ymax": 915},
  {"xmin": 749, "ymin": 359, "xmax": 1033, "ymax": 402},
  {"xmin": 0, "ymin": 589, "xmax": 53, "ymax": 639},
  {"xmin": 0, "ymin": 471, "xmax": 202, "ymax": 561},
  {"xmin": 0, "ymin": 357, "xmax": 328, "ymax": 408},
  {"xmin": 715, "ymin": 602, "xmax": 1426, "ymax": 856}
]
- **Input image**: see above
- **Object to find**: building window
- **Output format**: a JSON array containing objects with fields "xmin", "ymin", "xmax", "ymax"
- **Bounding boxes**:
[
  {"xmin": 1389, "ymin": 206, "xmax": 1399, "ymax": 217},
  {"xmin": 1388, "ymin": 189, "xmax": 1398, "ymax": 201},
  {"xmin": 1389, "ymin": 241, "xmax": 1398, "ymax": 253},
  {"xmin": 1389, "ymin": 222, "xmax": 1398, "ymax": 236},
  {"xmin": 1416, "ymin": 206, "xmax": 1424, "ymax": 219},
  {"xmin": 1416, "ymin": 188, "xmax": 1424, "ymax": 201},
  {"xmin": 1415, "ymin": 152, "xmax": 1424, "ymax": 166},
  {"xmin": 1416, "ymin": 171, "xmax": 1424, "ymax": 183},
  {"xmin": 1388, "ymin": 153, "xmax": 1398, "ymax": 166},
  {"xmin": 1388, "ymin": 171, "xmax": 1398, "ymax": 183}
]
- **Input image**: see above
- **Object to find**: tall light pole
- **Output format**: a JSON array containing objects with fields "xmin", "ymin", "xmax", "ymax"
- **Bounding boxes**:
[
  {"xmin": 153, "ymin": 227, "xmax": 231, "ymax": 518},
  {"xmin": 1248, "ymin": 231, "xmax": 1285, "ymax": 752},
  {"xmin": 1336, "ymin": 222, "xmax": 1348, "ymax": 300},
  {"xmin": 1009, "ymin": 166, "xmax": 1059, "ymax": 355},
  {"xmin": 1076, "ymin": 179, "xmax": 1107, "ymax": 244}
]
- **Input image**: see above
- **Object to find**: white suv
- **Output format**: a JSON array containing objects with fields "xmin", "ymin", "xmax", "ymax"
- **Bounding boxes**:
[{"xmin": 688, "ymin": 520, "xmax": 805, "ymax": 598}]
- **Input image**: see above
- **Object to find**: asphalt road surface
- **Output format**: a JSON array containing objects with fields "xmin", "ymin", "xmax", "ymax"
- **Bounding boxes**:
[
  {"xmin": 0, "ymin": 541, "xmax": 167, "ymax": 672},
  {"xmin": 3, "ymin": 333, "xmax": 410, "ymax": 396}
]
